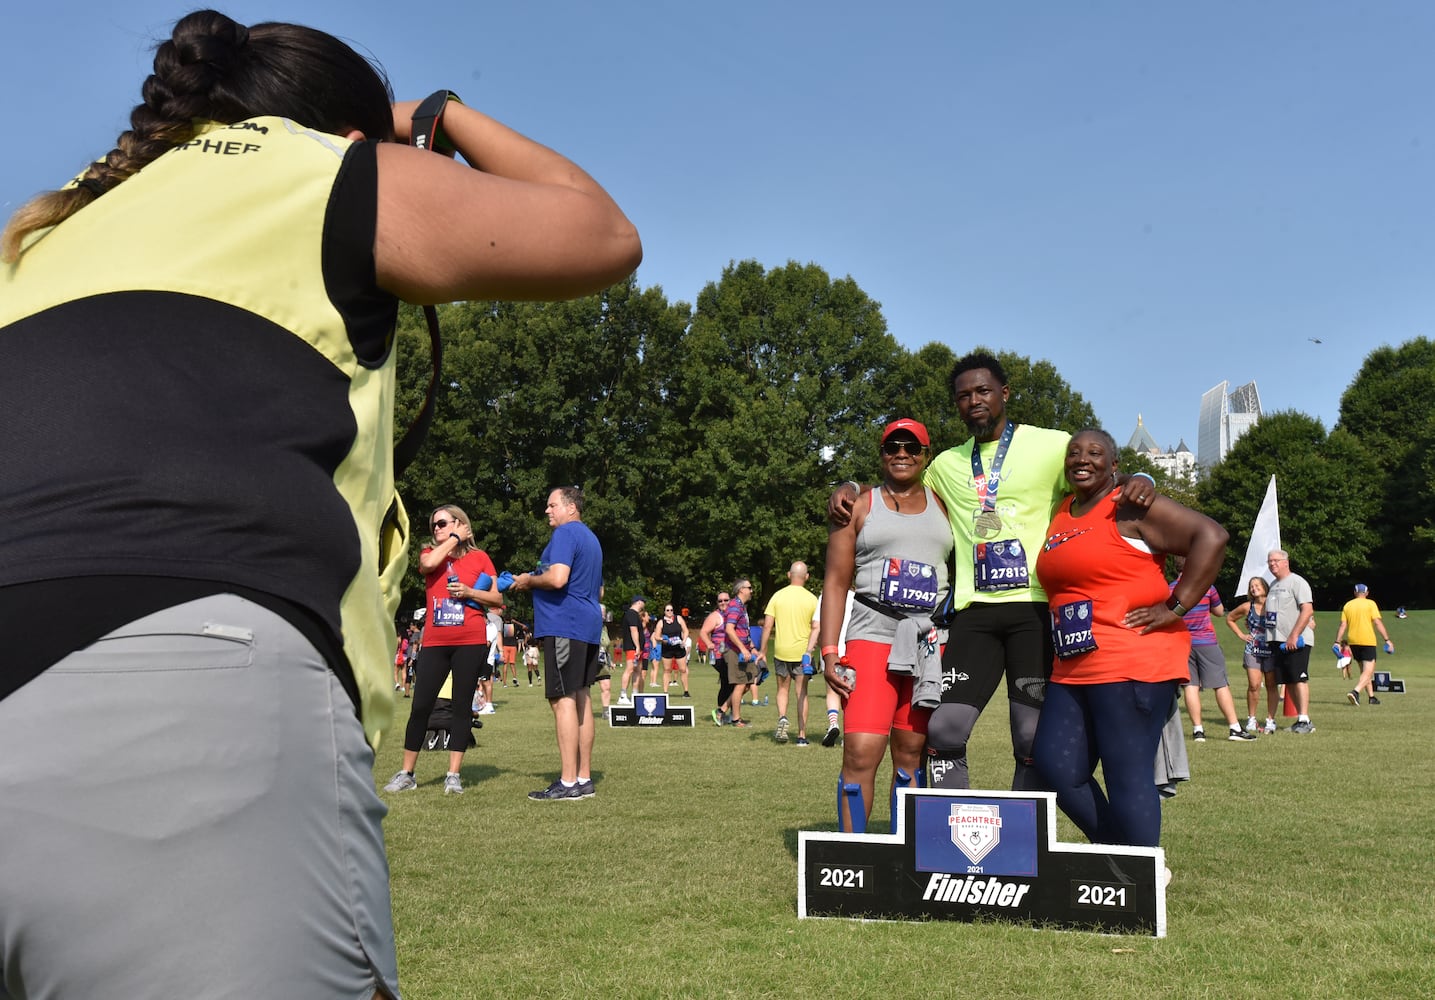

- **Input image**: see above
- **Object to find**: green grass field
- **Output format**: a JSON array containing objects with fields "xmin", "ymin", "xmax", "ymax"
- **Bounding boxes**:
[{"xmin": 375, "ymin": 611, "xmax": 1435, "ymax": 999}]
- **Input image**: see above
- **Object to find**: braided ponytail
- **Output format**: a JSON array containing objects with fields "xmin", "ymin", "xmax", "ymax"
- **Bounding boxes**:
[{"xmin": 2, "ymin": 9, "xmax": 392, "ymax": 263}]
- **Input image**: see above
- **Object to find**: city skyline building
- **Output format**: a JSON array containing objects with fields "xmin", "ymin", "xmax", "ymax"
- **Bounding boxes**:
[
  {"xmin": 1126, "ymin": 415, "xmax": 1197, "ymax": 482},
  {"xmin": 1197, "ymin": 380, "xmax": 1262, "ymax": 470}
]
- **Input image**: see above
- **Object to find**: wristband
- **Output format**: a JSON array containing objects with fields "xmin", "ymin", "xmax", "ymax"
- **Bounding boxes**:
[
  {"xmin": 1131, "ymin": 472, "xmax": 1156, "ymax": 485},
  {"xmin": 821, "ymin": 645, "xmax": 839, "ymax": 657},
  {"xmin": 842, "ymin": 481, "xmax": 862, "ymax": 494},
  {"xmin": 1165, "ymin": 596, "xmax": 1188, "ymax": 617},
  {"xmin": 411, "ymin": 89, "xmax": 462, "ymax": 157}
]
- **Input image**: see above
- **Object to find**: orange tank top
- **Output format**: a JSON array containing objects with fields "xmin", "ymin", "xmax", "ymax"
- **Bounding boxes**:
[{"xmin": 1035, "ymin": 491, "xmax": 1190, "ymax": 685}]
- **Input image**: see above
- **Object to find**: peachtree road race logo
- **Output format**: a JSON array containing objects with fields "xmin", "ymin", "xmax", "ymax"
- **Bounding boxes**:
[{"xmin": 950, "ymin": 803, "xmax": 1002, "ymax": 864}]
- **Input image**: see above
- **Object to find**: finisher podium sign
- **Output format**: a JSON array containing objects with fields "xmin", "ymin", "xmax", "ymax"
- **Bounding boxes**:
[
  {"xmin": 799, "ymin": 788, "xmax": 1166, "ymax": 937},
  {"xmin": 608, "ymin": 692, "xmax": 695, "ymax": 727}
]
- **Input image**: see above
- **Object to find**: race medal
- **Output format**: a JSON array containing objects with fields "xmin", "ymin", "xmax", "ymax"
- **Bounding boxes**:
[
  {"xmin": 969, "ymin": 421, "xmax": 1017, "ymax": 542},
  {"xmin": 1051, "ymin": 600, "xmax": 1098, "ymax": 659},
  {"xmin": 973, "ymin": 539, "xmax": 1029, "ymax": 592},
  {"xmin": 974, "ymin": 510, "xmax": 1003, "ymax": 538}
]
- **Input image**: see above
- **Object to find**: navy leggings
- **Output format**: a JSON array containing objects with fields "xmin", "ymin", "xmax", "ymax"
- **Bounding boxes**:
[{"xmin": 1032, "ymin": 678, "xmax": 1178, "ymax": 848}]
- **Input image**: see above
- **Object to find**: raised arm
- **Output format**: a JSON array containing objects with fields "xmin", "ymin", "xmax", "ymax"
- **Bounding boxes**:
[{"xmin": 374, "ymin": 100, "xmax": 641, "ymax": 305}]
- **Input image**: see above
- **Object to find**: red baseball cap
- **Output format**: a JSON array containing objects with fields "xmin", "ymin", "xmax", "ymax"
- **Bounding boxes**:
[{"xmin": 882, "ymin": 418, "xmax": 930, "ymax": 447}]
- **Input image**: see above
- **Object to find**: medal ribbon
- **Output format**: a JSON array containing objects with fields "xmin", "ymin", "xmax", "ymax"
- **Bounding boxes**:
[{"xmin": 970, "ymin": 421, "xmax": 1017, "ymax": 512}]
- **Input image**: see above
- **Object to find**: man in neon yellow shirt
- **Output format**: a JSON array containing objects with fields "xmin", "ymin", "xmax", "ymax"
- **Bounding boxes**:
[
  {"xmin": 761, "ymin": 561, "xmax": 820, "ymax": 745},
  {"xmin": 1335, "ymin": 583, "xmax": 1393, "ymax": 706}
]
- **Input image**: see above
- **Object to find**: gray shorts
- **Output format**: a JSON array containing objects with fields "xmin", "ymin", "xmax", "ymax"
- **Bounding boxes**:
[
  {"xmin": 1187, "ymin": 643, "xmax": 1230, "ymax": 689},
  {"xmin": 1243, "ymin": 650, "xmax": 1275, "ymax": 673},
  {"xmin": 0, "ymin": 595, "xmax": 399, "ymax": 999},
  {"xmin": 774, "ymin": 657, "xmax": 806, "ymax": 679}
]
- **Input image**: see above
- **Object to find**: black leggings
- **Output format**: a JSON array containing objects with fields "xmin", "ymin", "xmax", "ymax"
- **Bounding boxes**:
[
  {"xmin": 403, "ymin": 643, "xmax": 487, "ymax": 753},
  {"xmin": 927, "ymin": 601, "xmax": 1051, "ymax": 790}
]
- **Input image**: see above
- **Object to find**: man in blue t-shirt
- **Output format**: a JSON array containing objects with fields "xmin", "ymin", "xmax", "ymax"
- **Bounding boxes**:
[{"xmin": 510, "ymin": 486, "xmax": 604, "ymax": 801}]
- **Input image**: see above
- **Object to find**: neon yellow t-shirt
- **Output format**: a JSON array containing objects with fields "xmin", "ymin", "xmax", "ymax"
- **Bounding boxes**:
[
  {"xmin": 1341, "ymin": 597, "xmax": 1383, "ymax": 646},
  {"xmin": 922, "ymin": 424, "xmax": 1070, "ymax": 611},
  {"xmin": 763, "ymin": 584, "xmax": 819, "ymax": 661}
]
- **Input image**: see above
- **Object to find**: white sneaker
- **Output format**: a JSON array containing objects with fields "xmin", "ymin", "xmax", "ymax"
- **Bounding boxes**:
[
  {"xmin": 479, "ymin": 703, "xmax": 496, "ymax": 715},
  {"xmin": 1263, "ymin": 718, "xmax": 1277, "ymax": 734},
  {"xmin": 383, "ymin": 770, "xmax": 417, "ymax": 792},
  {"xmin": 1244, "ymin": 716, "xmax": 1258, "ymax": 733},
  {"xmin": 443, "ymin": 772, "xmax": 463, "ymax": 795},
  {"xmin": 618, "ymin": 693, "xmax": 632, "ymax": 705}
]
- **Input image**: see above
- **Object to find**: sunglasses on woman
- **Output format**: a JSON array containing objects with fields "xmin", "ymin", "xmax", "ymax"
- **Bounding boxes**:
[
  {"xmin": 432, "ymin": 518, "xmax": 453, "ymax": 529},
  {"xmin": 881, "ymin": 438, "xmax": 923, "ymax": 456}
]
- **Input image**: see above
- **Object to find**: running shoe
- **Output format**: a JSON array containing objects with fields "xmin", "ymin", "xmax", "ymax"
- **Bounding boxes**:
[
  {"xmin": 528, "ymin": 780, "xmax": 583, "ymax": 801},
  {"xmin": 711, "ymin": 708, "xmax": 724, "ymax": 726},
  {"xmin": 1244, "ymin": 716, "xmax": 1258, "ymax": 733},
  {"xmin": 573, "ymin": 779, "xmax": 596, "ymax": 799},
  {"xmin": 1263, "ymin": 717, "xmax": 1277, "ymax": 734},
  {"xmin": 1368, "ymin": 696, "xmax": 1381, "ymax": 705},
  {"xmin": 1227, "ymin": 728, "xmax": 1256, "ymax": 741},
  {"xmin": 1192, "ymin": 728, "xmax": 1206, "ymax": 742},
  {"xmin": 383, "ymin": 771, "xmax": 417, "ymax": 793},
  {"xmin": 1290, "ymin": 719, "xmax": 1315, "ymax": 734},
  {"xmin": 822, "ymin": 724, "xmax": 841, "ymax": 747},
  {"xmin": 731, "ymin": 718, "xmax": 751, "ymax": 729},
  {"xmin": 775, "ymin": 716, "xmax": 790, "ymax": 743},
  {"xmin": 1346, "ymin": 690, "xmax": 1360, "ymax": 706},
  {"xmin": 794, "ymin": 737, "xmax": 810, "ymax": 747},
  {"xmin": 443, "ymin": 772, "xmax": 463, "ymax": 795}
]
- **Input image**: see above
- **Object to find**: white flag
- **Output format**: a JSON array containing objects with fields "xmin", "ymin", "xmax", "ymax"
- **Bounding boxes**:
[{"xmin": 1236, "ymin": 475, "xmax": 1281, "ymax": 599}]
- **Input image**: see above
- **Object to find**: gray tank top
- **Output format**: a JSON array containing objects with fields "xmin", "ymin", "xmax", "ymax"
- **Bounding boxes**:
[{"xmin": 848, "ymin": 485, "xmax": 953, "ymax": 643}]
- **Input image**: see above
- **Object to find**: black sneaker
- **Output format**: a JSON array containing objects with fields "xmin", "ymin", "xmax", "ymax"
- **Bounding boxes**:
[
  {"xmin": 1193, "ymin": 728, "xmax": 1206, "ymax": 742},
  {"xmin": 528, "ymin": 780, "xmax": 582, "ymax": 801},
  {"xmin": 1347, "ymin": 689, "xmax": 1360, "ymax": 706},
  {"xmin": 822, "ymin": 724, "xmax": 841, "ymax": 747},
  {"xmin": 1368, "ymin": 696, "xmax": 1381, "ymax": 705},
  {"xmin": 574, "ymin": 779, "xmax": 595, "ymax": 799},
  {"xmin": 1227, "ymin": 727, "xmax": 1256, "ymax": 741}
]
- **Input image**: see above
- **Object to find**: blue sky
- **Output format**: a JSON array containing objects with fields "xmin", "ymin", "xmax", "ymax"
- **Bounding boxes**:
[{"xmin": 5, "ymin": 1, "xmax": 1430, "ymax": 450}]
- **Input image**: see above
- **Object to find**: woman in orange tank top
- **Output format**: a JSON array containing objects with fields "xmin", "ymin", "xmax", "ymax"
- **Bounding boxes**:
[{"xmin": 1033, "ymin": 429, "xmax": 1228, "ymax": 849}]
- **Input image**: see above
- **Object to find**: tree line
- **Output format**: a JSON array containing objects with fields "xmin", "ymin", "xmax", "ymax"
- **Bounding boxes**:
[{"xmin": 393, "ymin": 260, "xmax": 1435, "ymax": 621}]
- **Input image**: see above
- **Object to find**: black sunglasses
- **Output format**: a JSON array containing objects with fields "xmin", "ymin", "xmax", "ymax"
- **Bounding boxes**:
[
  {"xmin": 432, "ymin": 518, "xmax": 453, "ymax": 529},
  {"xmin": 882, "ymin": 438, "xmax": 923, "ymax": 456}
]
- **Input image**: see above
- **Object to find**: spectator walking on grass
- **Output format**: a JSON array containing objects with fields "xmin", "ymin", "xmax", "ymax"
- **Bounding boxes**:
[
  {"xmin": 722, "ymin": 579, "xmax": 763, "ymax": 729},
  {"xmin": 1335, "ymin": 583, "xmax": 1393, "ymax": 707},
  {"xmin": 761, "ymin": 561, "xmax": 820, "ymax": 746}
]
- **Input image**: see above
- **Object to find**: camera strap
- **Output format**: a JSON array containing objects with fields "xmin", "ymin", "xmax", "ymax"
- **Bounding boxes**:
[{"xmin": 393, "ymin": 90, "xmax": 463, "ymax": 476}]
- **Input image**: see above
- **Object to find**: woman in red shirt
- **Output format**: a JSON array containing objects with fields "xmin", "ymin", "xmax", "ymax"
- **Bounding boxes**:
[
  {"xmin": 384, "ymin": 505, "xmax": 502, "ymax": 795},
  {"xmin": 1033, "ymin": 430, "xmax": 1227, "ymax": 848}
]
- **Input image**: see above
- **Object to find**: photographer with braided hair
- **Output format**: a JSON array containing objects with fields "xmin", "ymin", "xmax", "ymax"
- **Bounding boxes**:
[{"xmin": 0, "ymin": 10, "xmax": 639, "ymax": 998}]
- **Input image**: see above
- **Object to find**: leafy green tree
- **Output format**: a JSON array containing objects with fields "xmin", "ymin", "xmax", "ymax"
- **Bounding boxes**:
[
  {"xmin": 1199, "ymin": 411, "xmax": 1379, "ymax": 598},
  {"xmin": 393, "ymin": 278, "xmax": 692, "ymax": 615},
  {"xmin": 1336, "ymin": 337, "xmax": 1435, "ymax": 600},
  {"xmin": 670, "ymin": 260, "xmax": 904, "ymax": 601}
]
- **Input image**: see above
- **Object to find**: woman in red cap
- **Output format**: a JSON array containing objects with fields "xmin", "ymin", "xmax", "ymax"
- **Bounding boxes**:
[{"xmin": 820, "ymin": 418, "xmax": 953, "ymax": 832}]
